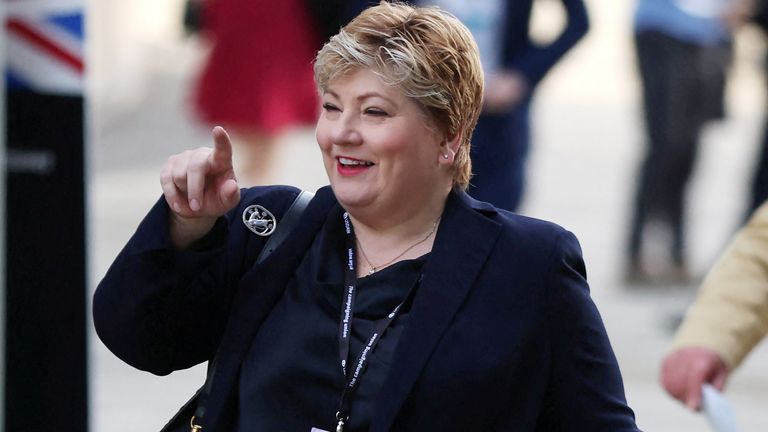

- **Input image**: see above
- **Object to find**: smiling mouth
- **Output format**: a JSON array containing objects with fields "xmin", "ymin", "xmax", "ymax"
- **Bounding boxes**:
[{"xmin": 337, "ymin": 156, "xmax": 374, "ymax": 167}]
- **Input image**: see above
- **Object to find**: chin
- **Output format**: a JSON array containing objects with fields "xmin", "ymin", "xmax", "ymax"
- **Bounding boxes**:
[{"xmin": 330, "ymin": 183, "xmax": 376, "ymax": 211}]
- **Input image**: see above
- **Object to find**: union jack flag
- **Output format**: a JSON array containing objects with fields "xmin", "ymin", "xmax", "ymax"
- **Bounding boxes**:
[{"xmin": 5, "ymin": 0, "xmax": 84, "ymax": 95}]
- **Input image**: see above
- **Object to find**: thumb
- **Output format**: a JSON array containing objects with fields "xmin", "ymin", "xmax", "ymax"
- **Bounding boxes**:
[
  {"xmin": 711, "ymin": 366, "xmax": 728, "ymax": 392},
  {"xmin": 684, "ymin": 366, "xmax": 705, "ymax": 411}
]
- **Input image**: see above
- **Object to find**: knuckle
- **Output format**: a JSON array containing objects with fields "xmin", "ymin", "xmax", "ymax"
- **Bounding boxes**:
[
  {"xmin": 171, "ymin": 167, "xmax": 186, "ymax": 182},
  {"xmin": 193, "ymin": 147, "xmax": 213, "ymax": 159},
  {"xmin": 189, "ymin": 153, "xmax": 210, "ymax": 170},
  {"xmin": 159, "ymin": 169, "xmax": 171, "ymax": 184}
]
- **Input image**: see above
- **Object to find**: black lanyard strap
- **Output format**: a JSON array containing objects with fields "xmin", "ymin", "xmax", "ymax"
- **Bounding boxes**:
[{"xmin": 336, "ymin": 212, "xmax": 421, "ymax": 428}]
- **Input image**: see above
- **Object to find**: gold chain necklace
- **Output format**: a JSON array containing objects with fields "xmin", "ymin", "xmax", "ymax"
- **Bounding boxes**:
[{"xmin": 356, "ymin": 217, "xmax": 441, "ymax": 275}]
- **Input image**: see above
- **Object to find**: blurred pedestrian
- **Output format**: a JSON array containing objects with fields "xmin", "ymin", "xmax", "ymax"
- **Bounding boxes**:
[
  {"xmin": 626, "ymin": 0, "xmax": 739, "ymax": 284},
  {"xmin": 748, "ymin": 0, "xmax": 768, "ymax": 215},
  {"xmin": 191, "ymin": 0, "xmax": 340, "ymax": 185},
  {"xmin": 420, "ymin": 0, "xmax": 589, "ymax": 212},
  {"xmin": 660, "ymin": 199, "xmax": 768, "ymax": 410}
]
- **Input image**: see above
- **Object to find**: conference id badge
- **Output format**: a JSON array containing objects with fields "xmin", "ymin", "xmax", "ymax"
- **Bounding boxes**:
[{"xmin": 310, "ymin": 428, "xmax": 330, "ymax": 432}]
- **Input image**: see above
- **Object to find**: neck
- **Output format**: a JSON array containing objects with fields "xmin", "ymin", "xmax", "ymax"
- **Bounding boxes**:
[
  {"xmin": 348, "ymin": 185, "xmax": 449, "ymax": 240},
  {"xmin": 347, "ymin": 186, "xmax": 451, "ymax": 276}
]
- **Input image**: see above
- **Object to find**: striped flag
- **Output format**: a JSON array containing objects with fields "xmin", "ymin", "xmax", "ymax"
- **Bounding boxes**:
[{"xmin": 5, "ymin": 0, "xmax": 84, "ymax": 95}]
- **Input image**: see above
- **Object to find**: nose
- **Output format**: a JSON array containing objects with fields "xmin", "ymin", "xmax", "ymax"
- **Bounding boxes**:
[{"xmin": 331, "ymin": 112, "xmax": 363, "ymax": 147}]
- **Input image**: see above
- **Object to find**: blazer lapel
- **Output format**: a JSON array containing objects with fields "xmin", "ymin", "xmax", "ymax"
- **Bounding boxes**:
[
  {"xmin": 203, "ymin": 186, "xmax": 338, "ymax": 430},
  {"xmin": 372, "ymin": 190, "xmax": 502, "ymax": 431},
  {"xmin": 224, "ymin": 186, "xmax": 337, "ymax": 350}
]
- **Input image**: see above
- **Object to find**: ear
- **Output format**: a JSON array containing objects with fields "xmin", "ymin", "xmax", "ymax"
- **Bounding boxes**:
[{"xmin": 438, "ymin": 129, "xmax": 463, "ymax": 166}]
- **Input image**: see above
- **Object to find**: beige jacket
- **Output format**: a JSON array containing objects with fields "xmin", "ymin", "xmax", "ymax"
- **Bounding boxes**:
[{"xmin": 672, "ymin": 202, "xmax": 768, "ymax": 370}]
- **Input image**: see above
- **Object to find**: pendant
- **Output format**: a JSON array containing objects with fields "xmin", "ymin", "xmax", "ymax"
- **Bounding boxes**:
[{"xmin": 368, "ymin": 267, "xmax": 375, "ymax": 275}]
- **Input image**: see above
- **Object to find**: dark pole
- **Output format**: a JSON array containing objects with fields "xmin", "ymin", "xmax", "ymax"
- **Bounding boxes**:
[
  {"xmin": 3, "ymin": 2, "xmax": 88, "ymax": 431},
  {"xmin": 0, "ymin": 3, "xmax": 6, "ymax": 431}
]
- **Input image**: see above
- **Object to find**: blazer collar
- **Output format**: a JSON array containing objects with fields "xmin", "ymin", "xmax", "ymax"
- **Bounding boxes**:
[{"xmin": 372, "ymin": 188, "xmax": 502, "ymax": 430}]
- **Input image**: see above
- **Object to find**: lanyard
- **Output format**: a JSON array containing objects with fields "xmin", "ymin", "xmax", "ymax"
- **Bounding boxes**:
[{"xmin": 336, "ymin": 212, "xmax": 421, "ymax": 432}]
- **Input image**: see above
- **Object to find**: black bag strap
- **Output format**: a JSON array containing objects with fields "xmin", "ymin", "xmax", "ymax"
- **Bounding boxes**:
[
  {"xmin": 161, "ymin": 189, "xmax": 315, "ymax": 432},
  {"xmin": 255, "ymin": 189, "xmax": 314, "ymax": 265}
]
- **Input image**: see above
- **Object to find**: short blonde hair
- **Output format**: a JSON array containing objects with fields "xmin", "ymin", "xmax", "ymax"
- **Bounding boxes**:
[{"xmin": 314, "ymin": 1, "xmax": 484, "ymax": 190}]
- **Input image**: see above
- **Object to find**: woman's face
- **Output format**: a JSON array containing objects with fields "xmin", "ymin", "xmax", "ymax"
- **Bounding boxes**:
[{"xmin": 316, "ymin": 68, "xmax": 452, "ymax": 216}]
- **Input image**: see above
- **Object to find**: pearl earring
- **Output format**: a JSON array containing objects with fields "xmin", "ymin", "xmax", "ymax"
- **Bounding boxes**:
[{"xmin": 442, "ymin": 153, "xmax": 450, "ymax": 159}]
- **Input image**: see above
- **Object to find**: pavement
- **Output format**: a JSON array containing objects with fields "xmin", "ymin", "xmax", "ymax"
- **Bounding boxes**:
[{"xmin": 88, "ymin": 12, "xmax": 768, "ymax": 432}]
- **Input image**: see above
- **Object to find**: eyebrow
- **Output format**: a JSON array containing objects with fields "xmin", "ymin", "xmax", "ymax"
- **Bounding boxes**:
[
  {"xmin": 357, "ymin": 91, "xmax": 395, "ymax": 104},
  {"xmin": 326, "ymin": 90, "xmax": 397, "ymax": 106}
]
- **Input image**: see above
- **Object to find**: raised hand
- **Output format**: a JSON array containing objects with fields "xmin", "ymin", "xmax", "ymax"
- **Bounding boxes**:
[
  {"xmin": 160, "ymin": 126, "xmax": 241, "ymax": 248},
  {"xmin": 483, "ymin": 70, "xmax": 529, "ymax": 113},
  {"xmin": 660, "ymin": 346, "xmax": 729, "ymax": 411}
]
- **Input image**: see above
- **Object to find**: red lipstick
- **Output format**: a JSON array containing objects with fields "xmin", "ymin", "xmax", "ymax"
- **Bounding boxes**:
[{"xmin": 336, "ymin": 156, "xmax": 374, "ymax": 176}]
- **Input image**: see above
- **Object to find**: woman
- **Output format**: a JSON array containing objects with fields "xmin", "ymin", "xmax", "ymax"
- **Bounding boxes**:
[{"xmin": 94, "ymin": 3, "xmax": 639, "ymax": 431}]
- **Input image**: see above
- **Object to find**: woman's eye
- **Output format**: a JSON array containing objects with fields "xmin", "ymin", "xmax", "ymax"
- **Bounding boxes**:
[
  {"xmin": 322, "ymin": 103, "xmax": 339, "ymax": 112},
  {"xmin": 365, "ymin": 108, "xmax": 387, "ymax": 116}
]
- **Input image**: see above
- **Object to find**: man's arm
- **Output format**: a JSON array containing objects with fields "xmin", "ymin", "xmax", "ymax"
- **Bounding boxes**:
[{"xmin": 660, "ymin": 201, "xmax": 768, "ymax": 408}]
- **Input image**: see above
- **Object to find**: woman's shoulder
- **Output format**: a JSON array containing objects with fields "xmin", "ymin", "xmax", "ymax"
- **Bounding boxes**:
[
  {"xmin": 220, "ymin": 185, "xmax": 306, "ymax": 229},
  {"xmin": 496, "ymin": 209, "xmax": 568, "ymax": 235},
  {"xmin": 239, "ymin": 185, "xmax": 303, "ymax": 206},
  {"xmin": 228, "ymin": 185, "xmax": 337, "ymax": 237},
  {"xmin": 456, "ymin": 190, "xmax": 579, "ymax": 255},
  {"xmin": 487, "ymin": 207, "xmax": 582, "ymax": 260},
  {"xmin": 479, "ymin": 201, "xmax": 571, "ymax": 238}
]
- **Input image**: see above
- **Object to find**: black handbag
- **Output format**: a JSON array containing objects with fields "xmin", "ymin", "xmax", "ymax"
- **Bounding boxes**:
[{"xmin": 159, "ymin": 190, "xmax": 315, "ymax": 432}]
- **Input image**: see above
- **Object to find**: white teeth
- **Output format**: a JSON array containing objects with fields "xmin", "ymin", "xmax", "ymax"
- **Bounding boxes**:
[{"xmin": 338, "ymin": 157, "xmax": 373, "ymax": 166}]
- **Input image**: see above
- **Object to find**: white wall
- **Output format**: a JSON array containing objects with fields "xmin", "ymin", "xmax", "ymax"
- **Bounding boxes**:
[{"xmin": 88, "ymin": 0, "xmax": 188, "ymax": 121}]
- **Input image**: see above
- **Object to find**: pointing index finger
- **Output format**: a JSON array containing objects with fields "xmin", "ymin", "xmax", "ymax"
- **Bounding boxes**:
[{"xmin": 211, "ymin": 126, "xmax": 234, "ymax": 168}]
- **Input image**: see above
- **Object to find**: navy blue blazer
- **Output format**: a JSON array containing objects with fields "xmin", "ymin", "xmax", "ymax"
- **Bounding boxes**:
[{"xmin": 94, "ymin": 185, "xmax": 639, "ymax": 431}]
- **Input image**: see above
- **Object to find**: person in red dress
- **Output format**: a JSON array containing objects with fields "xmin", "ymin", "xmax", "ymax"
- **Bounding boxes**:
[{"xmin": 193, "ymin": 0, "xmax": 321, "ymax": 185}]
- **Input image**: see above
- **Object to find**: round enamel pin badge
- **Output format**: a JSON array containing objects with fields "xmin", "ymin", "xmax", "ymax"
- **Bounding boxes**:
[{"xmin": 242, "ymin": 205, "xmax": 277, "ymax": 236}]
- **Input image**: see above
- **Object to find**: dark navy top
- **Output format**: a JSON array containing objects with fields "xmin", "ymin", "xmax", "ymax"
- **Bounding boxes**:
[{"xmin": 236, "ymin": 210, "xmax": 426, "ymax": 432}]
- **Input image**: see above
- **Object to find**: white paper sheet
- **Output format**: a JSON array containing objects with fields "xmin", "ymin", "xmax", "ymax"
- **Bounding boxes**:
[{"xmin": 701, "ymin": 384, "xmax": 741, "ymax": 432}]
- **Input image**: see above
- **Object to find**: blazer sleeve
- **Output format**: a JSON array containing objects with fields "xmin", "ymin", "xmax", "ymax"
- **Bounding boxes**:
[
  {"xmin": 505, "ymin": 0, "xmax": 589, "ymax": 87},
  {"xmin": 543, "ymin": 231, "xmax": 639, "ymax": 430},
  {"xmin": 671, "ymin": 202, "xmax": 768, "ymax": 370},
  {"xmin": 92, "ymin": 186, "xmax": 300, "ymax": 375}
]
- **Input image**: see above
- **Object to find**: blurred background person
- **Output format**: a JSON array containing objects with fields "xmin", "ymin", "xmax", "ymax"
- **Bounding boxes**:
[
  {"xmin": 189, "ymin": 0, "xmax": 340, "ymax": 185},
  {"xmin": 625, "ymin": 0, "xmax": 738, "ymax": 284},
  {"xmin": 748, "ymin": 0, "xmax": 768, "ymax": 216},
  {"xmin": 419, "ymin": 0, "xmax": 589, "ymax": 212},
  {"xmin": 660, "ymin": 199, "xmax": 768, "ymax": 411}
]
